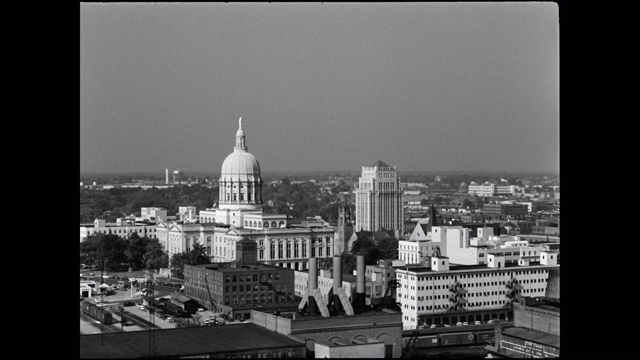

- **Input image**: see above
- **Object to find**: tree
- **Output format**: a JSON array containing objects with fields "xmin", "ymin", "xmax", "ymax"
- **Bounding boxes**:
[
  {"xmin": 350, "ymin": 237, "xmax": 384, "ymax": 265},
  {"xmin": 143, "ymin": 239, "xmax": 169, "ymax": 270},
  {"xmin": 462, "ymin": 198, "xmax": 474, "ymax": 209},
  {"xmin": 420, "ymin": 199, "xmax": 429, "ymax": 206},
  {"xmin": 80, "ymin": 236, "xmax": 99, "ymax": 268},
  {"xmin": 170, "ymin": 243, "xmax": 211, "ymax": 278},
  {"xmin": 377, "ymin": 236, "xmax": 398, "ymax": 260}
]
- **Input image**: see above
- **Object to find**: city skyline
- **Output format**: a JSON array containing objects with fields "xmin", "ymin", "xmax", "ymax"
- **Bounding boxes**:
[{"xmin": 81, "ymin": 3, "xmax": 559, "ymax": 175}]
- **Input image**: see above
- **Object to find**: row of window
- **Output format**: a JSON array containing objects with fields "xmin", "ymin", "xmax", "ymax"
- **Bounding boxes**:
[
  {"xmin": 225, "ymin": 283, "xmax": 287, "ymax": 293},
  {"xmin": 400, "ymin": 269, "xmax": 548, "ymax": 282},
  {"xmin": 245, "ymin": 220, "xmax": 285, "ymax": 228},
  {"xmin": 225, "ymin": 273, "xmax": 280, "ymax": 283},
  {"xmin": 224, "ymin": 293, "xmax": 293, "ymax": 305}
]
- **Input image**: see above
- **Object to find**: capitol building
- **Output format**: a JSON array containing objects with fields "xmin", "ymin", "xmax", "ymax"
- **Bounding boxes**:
[{"xmin": 157, "ymin": 118, "xmax": 339, "ymax": 271}]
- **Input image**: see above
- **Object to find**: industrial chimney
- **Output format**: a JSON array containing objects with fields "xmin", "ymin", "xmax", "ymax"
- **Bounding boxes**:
[
  {"xmin": 165, "ymin": 169, "xmax": 169, "ymax": 184},
  {"xmin": 332, "ymin": 256, "xmax": 343, "ymax": 314},
  {"xmin": 352, "ymin": 255, "xmax": 366, "ymax": 313},
  {"xmin": 308, "ymin": 257, "xmax": 319, "ymax": 316}
]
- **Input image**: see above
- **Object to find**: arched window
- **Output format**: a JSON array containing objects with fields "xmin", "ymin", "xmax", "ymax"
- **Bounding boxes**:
[
  {"xmin": 244, "ymin": 220, "xmax": 248, "ymax": 226},
  {"xmin": 279, "ymin": 221, "xmax": 284, "ymax": 228},
  {"xmin": 264, "ymin": 221, "xmax": 269, "ymax": 228},
  {"xmin": 271, "ymin": 221, "xmax": 277, "ymax": 228}
]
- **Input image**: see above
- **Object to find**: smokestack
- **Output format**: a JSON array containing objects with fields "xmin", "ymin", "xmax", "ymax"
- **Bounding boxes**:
[
  {"xmin": 308, "ymin": 257, "xmax": 319, "ymax": 316},
  {"xmin": 353, "ymin": 255, "xmax": 366, "ymax": 312},
  {"xmin": 166, "ymin": 169, "xmax": 169, "ymax": 184},
  {"xmin": 332, "ymin": 256, "xmax": 343, "ymax": 314}
]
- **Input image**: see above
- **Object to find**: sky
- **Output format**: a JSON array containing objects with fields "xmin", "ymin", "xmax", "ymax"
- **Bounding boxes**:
[{"xmin": 80, "ymin": 2, "xmax": 559, "ymax": 175}]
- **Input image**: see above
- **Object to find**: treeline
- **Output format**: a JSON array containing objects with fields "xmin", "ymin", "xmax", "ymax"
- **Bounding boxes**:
[
  {"xmin": 80, "ymin": 233, "xmax": 168, "ymax": 272},
  {"xmin": 80, "ymin": 179, "xmax": 352, "ymax": 225},
  {"xmin": 80, "ymin": 185, "xmax": 218, "ymax": 223},
  {"xmin": 79, "ymin": 233, "xmax": 211, "ymax": 278}
]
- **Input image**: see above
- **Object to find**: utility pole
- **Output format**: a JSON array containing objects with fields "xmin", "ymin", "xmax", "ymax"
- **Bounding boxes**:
[{"xmin": 101, "ymin": 256, "xmax": 106, "ymax": 345}]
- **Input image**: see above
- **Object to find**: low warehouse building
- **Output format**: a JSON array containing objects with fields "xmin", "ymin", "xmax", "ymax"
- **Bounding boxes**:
[{"xmin": 80, "ymin": 323, "xmax": 305, "ymax": 358}]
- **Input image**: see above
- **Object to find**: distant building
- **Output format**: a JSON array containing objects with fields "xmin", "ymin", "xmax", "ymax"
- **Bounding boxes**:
[
  {"xmin": 80, "ymin": 218, "xmax": 158, "ymax": 243},
  {"xmin": 469, "ymin": 183, "xmax": 518, "ymax": 197},
  {"xmin": 355, "ymin": 160, "xmax": 403, "ymax": 235},
  {"xmin": 141, "ymin": 207, "xmax": 167, "ymax": 222},
  {"xmin": 482, "ymin": 203, "xmax": 528, "ymax": 220},
  {"xmin": 334, "ymin": 198, "xmax": 354, "ymax": 255}
]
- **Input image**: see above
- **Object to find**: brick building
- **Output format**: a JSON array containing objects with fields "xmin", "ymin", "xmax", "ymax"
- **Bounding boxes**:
[{"xmin": 183, "ymin": 238, "xmax": 297, "ymax": 321}]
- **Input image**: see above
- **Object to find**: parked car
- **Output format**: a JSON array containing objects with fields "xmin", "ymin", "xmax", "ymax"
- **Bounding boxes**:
[
  {"xmin": 462, "ymin": 321, "xmax": 469, "ymax": 326},
  {"xmin": 204, "ymin": 318, "xmax": 218, "ymax": 325},
  {"xmin": 198, "ymin": 307, "xmax": 205, "ymax": 312},
  {"xmin": 475, "ymin": 320, "xmax": 482, "ymax": 325},
  {"xmin": 123, "ymin": 301, "xmax": 135, "ymax": 307},
  {"xmin": 456, "ymin": 322, "xmax": 463, "ymax": 326},
  {"xmin": 165, "ymin": 317, "xmax": 174, "ymax": 323},
  {"xmin": 444, "ymin": 324, "xmax": 451, "ymax": 327},
  {"xmin": 487, "ymin": 320, "xmax": 494, "ymax": 324},
  {"xmin": 138, "ymin": 305, "xmax": 146, "ymax": 311},
  {"xmin": 430, "ymin": 324, "xmax": 437, "ymax": 329}
]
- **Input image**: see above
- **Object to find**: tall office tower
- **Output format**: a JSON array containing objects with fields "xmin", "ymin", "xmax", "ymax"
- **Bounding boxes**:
[{"xmin": 355, "ymin": 161, "xmax": 403, "ymax": 234}]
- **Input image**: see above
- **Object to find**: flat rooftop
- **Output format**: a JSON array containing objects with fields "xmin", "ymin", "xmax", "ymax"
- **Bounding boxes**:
[
  {"xmin": 257, "ymin": 308, "xmax": 401, "ymax": 320},
  {"xmin": 396, "ymin": 261, "xmax": 557, "ymax": 273},
  {"xmin": 195, "ymin": 263, "xmax": 286, "ymax": 273},
  {"xmin": 502, "ymin": 326, "xmax": 560, "ymax": 349},
  {"xmin": 80, "ymin": 323, "xmax": 304, "ymax": 358}
]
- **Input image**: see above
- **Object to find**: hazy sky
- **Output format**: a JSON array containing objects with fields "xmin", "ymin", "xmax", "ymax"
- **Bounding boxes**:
[{"xmin": 80, "ymin": 2, "xmax": 559, "ymax": 175}]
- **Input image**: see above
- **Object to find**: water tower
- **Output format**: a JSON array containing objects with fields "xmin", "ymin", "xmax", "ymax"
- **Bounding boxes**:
[{"xmin": 173, "ymin": 170, "xmax": 183, "ymax": 184}]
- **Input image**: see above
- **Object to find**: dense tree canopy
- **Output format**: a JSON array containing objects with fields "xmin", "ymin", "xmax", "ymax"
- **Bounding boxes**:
[
  {"xmin": 80, "ymin": 185, "xmax": 218, "ymax": 223},
  {"xmin": 80, "ymin": 233, "xmax": 167, "ymax": 272},
  {"xmin": 170, "ymin": 243, "xmax": 211, "ymax": 279},
  {"xmin": 80, "ymin": 180, "xmax": 352, "ymax": 225}
]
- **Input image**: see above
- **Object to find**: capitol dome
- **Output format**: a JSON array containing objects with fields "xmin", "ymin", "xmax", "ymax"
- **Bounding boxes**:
[
  {"xmin": 220, "ymin": 150, "xmax": 261, "ymax": 181},
  {"xmin": 218, "ymin": 117, "xmax": 263, "ymax": 210}
]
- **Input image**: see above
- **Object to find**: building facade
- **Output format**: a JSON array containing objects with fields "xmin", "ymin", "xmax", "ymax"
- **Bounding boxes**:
[
  {"xmin": 355, "ymin": 160, "xmax": 403, "ymax": 234},
  {"xmin": 482, "ymin": 203, "xmax": 528, "ymax": 220},
  {"xmin": 468, "ymin": 183, "xmax": 518, "ymax": 197},
  {"xmin": 80, "ymin": 218, "xmax": 159, "ymax": 243},
  {"xmin": 394, "ymin": 251, "xmax": 559, "ymax": 329}
]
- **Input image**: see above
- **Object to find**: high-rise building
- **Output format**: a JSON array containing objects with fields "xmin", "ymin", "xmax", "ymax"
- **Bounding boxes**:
[{"xmin": 355, "ymin": 160, "xmax": 403, "ymax": 235}]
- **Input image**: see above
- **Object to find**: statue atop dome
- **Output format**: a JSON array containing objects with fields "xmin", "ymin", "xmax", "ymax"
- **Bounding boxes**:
[{"xmin": 235, "ymin": 116, "xmax": 247, "ymax": 150}]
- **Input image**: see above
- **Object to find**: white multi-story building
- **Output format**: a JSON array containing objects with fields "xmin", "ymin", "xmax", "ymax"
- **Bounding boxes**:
[
  {"xmin": 395, "ymin": 251, "xmax": 559, "ymax": 329},
  {"xmin": 398, "ymin": 239, "xmax": 440, "ymax": 265},
  {"xmin": 468, "ymin": 183, "xmax": 518, "ymax": 197},
  {"xmin": 355, "ymin": 161, "xmax": 403, "ymax": 234},
  {"xmin": 399, "ymin": 225, "xmax": 549, "ymax": 267},
  {"xmin": 80, "ymin": 218, "xmax": 159, "ymax": 242},
  {"xmin": 141, "ymin": 207, "xmax": 167, "ymax": 222}
]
